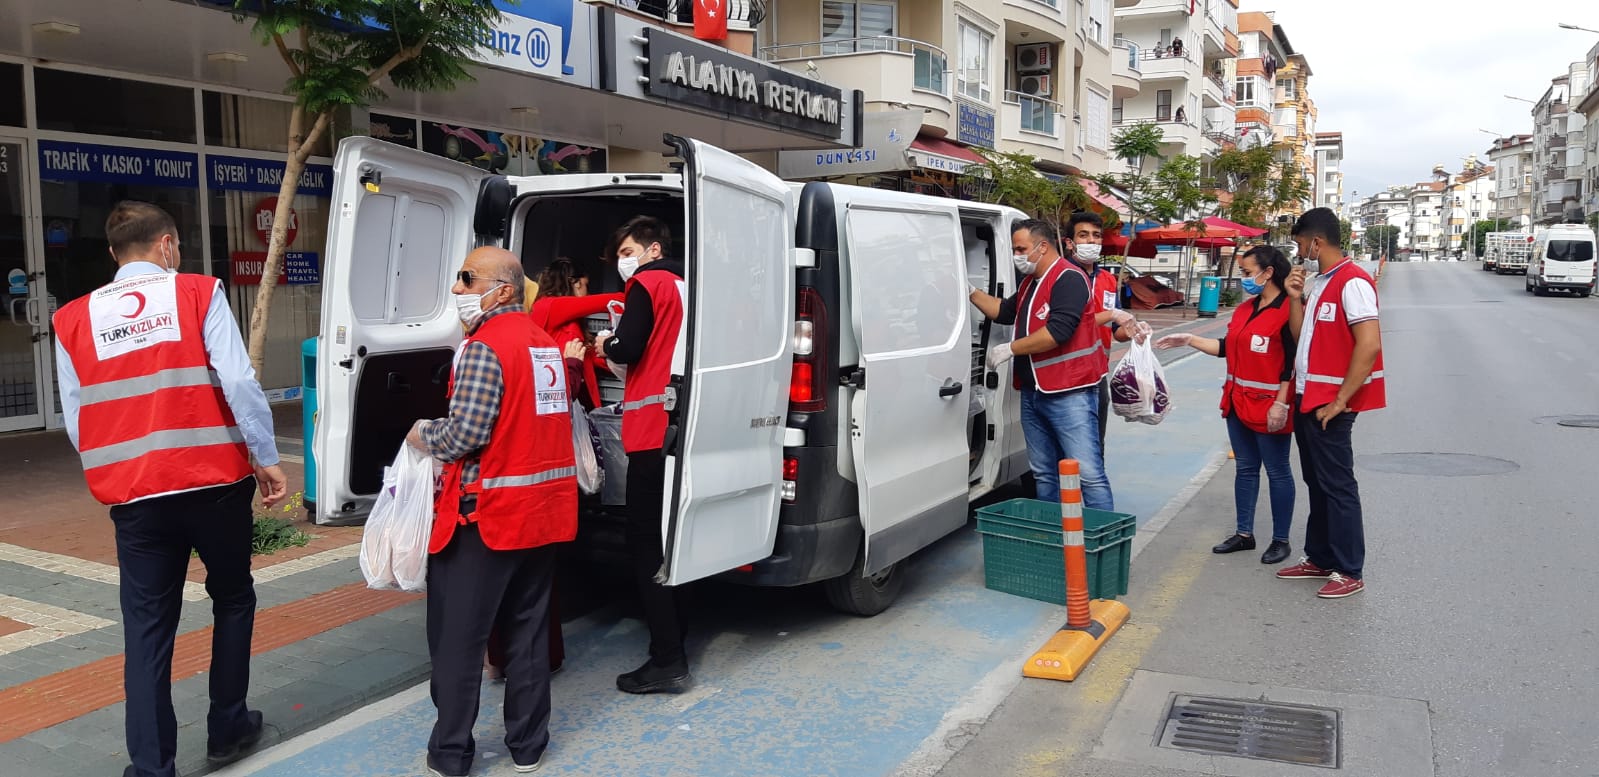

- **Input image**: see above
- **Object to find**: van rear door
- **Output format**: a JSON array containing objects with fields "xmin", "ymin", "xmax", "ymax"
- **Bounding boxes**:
[
  {"xmin": 841, "ymin": 192, "xmax": 971, "ymax": 575},
  {"xmin": 314, "ymin": 138, "xmax": 489, "ymax": 522},
  {"xmin": 659, "ymin": 137, "xmax": 794, "ymax": 585}
]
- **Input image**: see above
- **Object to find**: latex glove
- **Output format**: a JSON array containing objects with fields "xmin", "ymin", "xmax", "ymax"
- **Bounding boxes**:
[
  {"xmin": 1267, "ymin": 401, "xmax": 1290, "ymax": 432},
  {"xmin": 1109, "ymin": 308, "xmax": 1136, "ymax": 328},
  {"xmin": 593, "ymin": 329, "xmax": 612, "ymax": 360},
  {"xmin": 987, "ymin": 342, "xmax": 1015, "ymax": 370},
  {"xmin": 1155, "ymin": 332, "xmax": 1194, "ymax": 350},
  {"xmin": 1131, "ymin": 321, "xmax": 1153, "ymax": 344},
  {"xmin": 404, "ymin": 419, "xmax": 430, "ymax": 451}
]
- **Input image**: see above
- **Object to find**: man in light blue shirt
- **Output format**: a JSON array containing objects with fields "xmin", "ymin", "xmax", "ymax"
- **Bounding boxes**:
[{"xmin": 51, "ymin": 201, "xmax": 286, "ymax": 777}]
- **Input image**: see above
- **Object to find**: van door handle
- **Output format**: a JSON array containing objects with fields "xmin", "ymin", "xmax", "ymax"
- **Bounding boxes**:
[{"xmin": 938, "ymin": 380, "xmax": 963, "ymax": 399}]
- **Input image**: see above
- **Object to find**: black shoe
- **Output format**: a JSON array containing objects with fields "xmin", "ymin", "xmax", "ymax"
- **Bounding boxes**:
[
  {"xmin": 425, "ymin": 753, "xmax": 470, "ymax": 777},
  {"xmin": 206, "ymin": 710, "xmax": 265, "ymax": 764},
  {"xmin": 1212, "ymin": 534, "xmax": 1256, "ymax": 554},
  {"xmin": 1260, "ymin": 540, "xmax": 1292, "ymax": 565},
  {"xmin": 616, "ymin": 659, "xmax": 692, "ymax": 695}
]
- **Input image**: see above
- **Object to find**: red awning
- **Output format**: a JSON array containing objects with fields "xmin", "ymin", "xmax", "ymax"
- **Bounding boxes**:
[
  {"xmin": 1081, "ymin": 179, "xmax": 1129, "ymax": 217},
  {"xmin": 909, "ymin": 136, "xmax": 989, "ymax": 165},
  {"xmin": 1201, "ymin": 216, "xmax": 1268, "ymax": 238}
]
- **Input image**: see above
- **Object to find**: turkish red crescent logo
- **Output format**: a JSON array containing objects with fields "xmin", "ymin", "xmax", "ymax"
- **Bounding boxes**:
[
  {"xmin": 119, "ymin": 291, "xmax": 147, "ymax": 319},
  {"xmin": 541, "ymin": 363, "xmax": 559, "ymax": 386}
]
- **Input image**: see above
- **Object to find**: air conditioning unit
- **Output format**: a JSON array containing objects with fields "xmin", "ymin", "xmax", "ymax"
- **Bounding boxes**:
[
  {"xmin": 1015, "ymin": 43, "xmax": 1053, "ymax": 74},
  {"xmin": 1018, "ymin": 73, "xmax": 1052, "ymax": 98}
]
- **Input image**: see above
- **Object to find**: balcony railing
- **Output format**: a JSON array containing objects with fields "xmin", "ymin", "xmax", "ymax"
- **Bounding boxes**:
[
  {"xmin": 761, "ymin": 36, "xmax": 950, "ymax": 96},
  {"xmin": 1114, "ymin": 115, "xmax": 1196, "ymax": 128},
  {"xmin": 1139, "ymin": 40, "xmax": 1195, "ymax": 62},
  {"xmin": 1004, "ymin": 90, "xmax": 1062, "ymax": 136}
]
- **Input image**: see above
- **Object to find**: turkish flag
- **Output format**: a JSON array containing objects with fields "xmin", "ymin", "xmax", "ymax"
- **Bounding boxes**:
[{"xmin": 694, "ymin": 0, "xmax": 728, "ymax": 41}]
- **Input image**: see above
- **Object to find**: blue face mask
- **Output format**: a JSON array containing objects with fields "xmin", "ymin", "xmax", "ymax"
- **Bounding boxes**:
[{"xmin": 1240, "ymin": 273, "xmax": 1266, "ymax": 295}]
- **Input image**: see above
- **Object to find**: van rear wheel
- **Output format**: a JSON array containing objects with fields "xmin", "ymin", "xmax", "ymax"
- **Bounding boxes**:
[{"xmin": 823, "ymin": 546, "xmax": 905, "ymax": 617}]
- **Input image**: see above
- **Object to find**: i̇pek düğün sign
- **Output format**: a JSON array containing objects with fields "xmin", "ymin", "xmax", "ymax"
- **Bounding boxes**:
[{"xmin": 643, "ymin": 29, "xmax": 845, "ymax": 140}]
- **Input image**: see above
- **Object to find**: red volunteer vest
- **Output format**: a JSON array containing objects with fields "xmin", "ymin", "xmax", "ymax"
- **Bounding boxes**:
[
  {"xmin": 430, "ymin": 314, "xmax": 578, "ymax": 553},
  {"xmin": 1014, "ymin": 259, "xmax": 1107, "ymax": 394},
  {"xmin": 53, "ymin": 272, "xmax": 252, "ymax": 505},
  {"xmin": 620, "ymin": 266, "xmax": 685, "ymax": 453},
  {"xmin": 1300, "ymin": 262, "xmax": 1387, "ymax": 414},
  {"xmin": 1091, "ymin": 265, "xmax": 1118, "ymax": 350},
  {"xmin": 1221, "ymin": 296, "xmax": 1293, "ymax": 435}
]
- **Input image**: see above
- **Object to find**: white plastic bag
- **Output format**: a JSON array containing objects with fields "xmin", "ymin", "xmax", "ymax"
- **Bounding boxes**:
[
  {"xmin": 572, "ymin": 404, "xmax": 603, "ymax": 495},
  {"xmin": 361, "ymin": 444, "xmax": 436, "ymax": 592},
  {"xmin": 358, "ymin": 463, "xmax": 400, "ymax": 589},
  {"xmin": 1110, "ymin": 338, "xmax": 1171, "ymax": 426}
]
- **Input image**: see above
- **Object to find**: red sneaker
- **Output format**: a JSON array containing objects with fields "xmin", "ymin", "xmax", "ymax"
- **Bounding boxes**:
[
  {"xmin": 1316, "ymin": 573, "xmax": 1364, "ymax": 599},
  {"xmin": 1276, "ymin": 557, "xmax": 1333, "ymax": 579}
]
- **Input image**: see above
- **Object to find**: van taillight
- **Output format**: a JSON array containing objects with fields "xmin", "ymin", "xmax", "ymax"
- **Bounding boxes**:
[
  {"xmin": 782, "ymin": 456, "xmax": 798, "ymax": 502},
  {"xmin": 790, "ymin": 287, "xmax": 827, "ymax": 412}
]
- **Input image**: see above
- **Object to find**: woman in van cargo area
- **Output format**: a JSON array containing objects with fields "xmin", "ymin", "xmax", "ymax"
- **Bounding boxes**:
[
  {"xmin": 529, "ymin": 258, "xmax": 626, "ymax": 408},
  {"xmin": 1155, "ymin": 245, "xmax": 1297, "ymax": 565}
]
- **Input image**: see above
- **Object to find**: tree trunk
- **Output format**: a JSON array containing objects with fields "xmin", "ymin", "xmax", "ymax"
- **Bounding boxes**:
[{"xmin": 246, "ymin": 109, "xmax": 331, "ymax": 379}]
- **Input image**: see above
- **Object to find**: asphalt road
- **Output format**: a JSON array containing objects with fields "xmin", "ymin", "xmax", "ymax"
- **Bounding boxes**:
[{"xmin": 929, "ymin": 261, "xmax": 1599, "ymax": 777}]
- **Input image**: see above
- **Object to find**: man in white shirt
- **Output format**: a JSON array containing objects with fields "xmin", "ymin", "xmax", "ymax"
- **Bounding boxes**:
[{"xmin": 1278, "ymin": 207, "xmax": 1385, "ymax": 600}]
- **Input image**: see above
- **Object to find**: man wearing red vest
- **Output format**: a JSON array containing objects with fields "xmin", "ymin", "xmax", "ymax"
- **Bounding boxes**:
[
  {"xmin": 970, "ymin": 219, "xmax": 1122, "ymax": 510},
  {"xmin": 593, "ymin": 216, "xmax": 693, "ymax": 695},
  {"xmin": 1062, "ymin": 212, "xmax": 1147, "ymax": 449},
  {"xmin": 405, "ymin": 247, "xmax": 578, "ymax": 776},
  {"xmin": 52, "ymin": 201, "xmax": 287, "ymax": 777},
  {"xmin": 1279, "ymin": 207, "xmax": 1385, "ymax": 599}
]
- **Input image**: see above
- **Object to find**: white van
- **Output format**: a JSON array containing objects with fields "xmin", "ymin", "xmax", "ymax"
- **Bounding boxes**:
[
  {"xmin": 313, "ymin": 136, "xmax": 1034, "ymax": 615},
  {"xmin": 1525, "ymin": 223, "xmax": 1597, "ymax": 297}
]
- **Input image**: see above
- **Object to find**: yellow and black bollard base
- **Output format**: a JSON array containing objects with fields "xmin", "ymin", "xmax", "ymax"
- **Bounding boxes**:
[{"xmin": 1022, "ymin": 599, "xmax": 1131, "ymax": 682}]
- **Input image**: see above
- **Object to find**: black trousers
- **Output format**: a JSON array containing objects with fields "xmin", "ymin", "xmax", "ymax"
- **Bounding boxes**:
[
  {"xmin": 426, "ymin": 524, "xmax": 555, "ymax": 773},
  {"xmin": 1295, "ymin": 408, "xmax": 1366, "ymax": 579},
  {"xmin": 625, "ymin": 449, "xmax": 687, "ymax": 667},
  {"xmin": 110, "ymin": 478, "xmax": 257, "ymax": 777}
]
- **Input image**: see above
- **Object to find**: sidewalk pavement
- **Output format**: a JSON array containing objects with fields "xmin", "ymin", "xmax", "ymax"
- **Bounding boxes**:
[{"xmin": 0, "ymin": 312, "xmax": 1230, "ymax": 777}]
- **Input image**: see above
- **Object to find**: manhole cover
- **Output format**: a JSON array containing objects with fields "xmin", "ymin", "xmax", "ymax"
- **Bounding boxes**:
[
  {"xmin": 1357, "ymin": 453, "xmax": 1519, "ymax": 476},
  {"xmin": 1158, "ymin": 695, "xmax": 1339, "ymax": 768},
  {"xmin": 1555, "ymin": 415, "xmax": 1599, "ymax": 428}
]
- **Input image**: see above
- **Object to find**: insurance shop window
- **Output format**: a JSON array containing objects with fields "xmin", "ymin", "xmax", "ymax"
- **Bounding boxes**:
[
  {"xmin": 0, "ymin": 63, "xmax": 23, "ymax": 128},
  {"xmin": 203, "ymin": 91, "xmax": 332, "ymax": 157},
  {"xmin": 34, "ymin": 69, "xmax": 196, "ymax": 143}
]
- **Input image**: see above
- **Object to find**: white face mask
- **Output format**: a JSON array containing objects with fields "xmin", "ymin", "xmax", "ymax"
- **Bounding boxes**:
[
  {"xmin": 454, "ymin": 284, "xmax": 505, "ymax": 327},
  {"xmin": 1074, "ymin": 243, "xmax": 1103, "ymax": 263},
  {"xmin": 163, "ymin": 242, "xmax": 179, "ymax": 274},
  {"xmin": 617, "ymin": 255, "xmax": 640, "ymax": 282},
  {"xmin": 1013, "ymin": 243, "xmax": 1040, "ymax": 275}
]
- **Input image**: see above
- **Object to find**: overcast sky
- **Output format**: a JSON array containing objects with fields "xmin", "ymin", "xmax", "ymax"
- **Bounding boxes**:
[{"xmin": 1263, "ymin": 1, "xmax": 1599, "ymax": 202}]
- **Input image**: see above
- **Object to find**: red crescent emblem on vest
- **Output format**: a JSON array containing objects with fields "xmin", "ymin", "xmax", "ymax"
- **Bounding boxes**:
[
  {"xmin": 541, "ymin": 363, "xmax": 559, "ymax": 386},
  {"xmin": 119, "ymin": 291, "xmax": 147, "ymax": 319}
]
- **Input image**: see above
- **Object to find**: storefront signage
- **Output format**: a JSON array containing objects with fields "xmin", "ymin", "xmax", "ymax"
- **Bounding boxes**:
[
  {"xmin": 472, "ymin": 10, "xmax": 565, "ymax": 80},
  {"xmin": 908, "ymin": 150, "xmax": 970, "ymax": 174},
  {"xmin": 38, "ymin": 141, "xmax": 198, "ymax": 187},
  {"xmin": 254, "ymin": 198, "xmax": 298, "ymax": 248},
  {"xmin": 642, "ymin": 29, "xmax": 846, "ymax": 140},
  {"xmin": 777, "ymin": 110, "xmax": 920, "ymax": 179},
  {"xmin": 6, "ymin": 268, "xmax": 26, "ymax": 295},
  {"xmin": 957, "ymin": 103, "xmax": 996, "ymax": 150},
  {"xmin": 207, "ymin": 155, "xmax": 333, "ymax": 199},
  {"xmin": 231, "ymin": 251, "xmax": 319, "ymax": 286}
]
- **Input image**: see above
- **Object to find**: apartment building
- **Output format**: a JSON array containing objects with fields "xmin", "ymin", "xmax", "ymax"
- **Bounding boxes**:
[
  {"xmin": 1439, "ymin": 160, "xmax": 1495, "ymax": 257},
  {"xmin": 1576, "ymin": 39, "xmax": 1599, "ymax": 219},
  {"xmin": 1273, "ymin": 51, "xmax": 1316, "ymax": 212},
  {"xmin": 1313, "ymin": 131, "xmax": 1343, "ymax": 215},
  {"xmin": 1529, "ymin": 62, "xmax": 1588, "ymax": 224},
  {"xmin": 1408, "ymin": 182, "xmax": 1444, "ymax": 261},
  {"xmin": 1354, "ymin": 187, "xmax": 1411, "ymax": 260},
  {"xmin": 761, "ymin": 0, "xmax": 1122, "ymax": 192},
  {"xmin": 1231, "ymin": 12, "xmax": 1285, "ymax": 152},
  {"xmin": 1485, "ymin": 134, "xmax": 1535, "ymax": 227},
  {"xmin": 1107, "ymin": 0, "xmax": 1238, "ymax": 171}
]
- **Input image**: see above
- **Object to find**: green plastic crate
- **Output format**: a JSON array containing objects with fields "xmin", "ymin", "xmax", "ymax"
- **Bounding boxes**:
[{"xmin": 975, "ymin": 498, "xmax": 1135, "ymax": 603}]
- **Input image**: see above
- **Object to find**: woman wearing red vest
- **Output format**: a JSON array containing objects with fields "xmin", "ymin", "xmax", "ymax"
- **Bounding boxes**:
[
  {"xmin": 529, "ymin": 258, "xmax": 625, "ymax": 408},
  {"xmin": 1279, "ymin": 208, "xmax": 1385, "ymax": 600},
  {"xmin": 406, "ymin": 247, "xmax": 578, "ymax": 776},
  {"xmin": 594, "ymin": 216, "xmax": 694, "ymax": 695},
  {"xmin": 1157, "ymin": 246, "xmax": 1298, "ymax": 565}
]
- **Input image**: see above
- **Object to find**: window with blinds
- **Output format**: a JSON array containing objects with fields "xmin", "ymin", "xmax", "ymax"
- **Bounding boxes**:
[
  {"xmin": 1085, "ymin": 89, "xmax": 1110, "ymax": 152},
  {"xmin": 822, "ymin": 1, "xmax": 896, "ymax": 55}
]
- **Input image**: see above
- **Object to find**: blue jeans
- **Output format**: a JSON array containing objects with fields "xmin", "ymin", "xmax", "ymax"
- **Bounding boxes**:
[
  {"xmin": 1020, "ymin": 387, "xmax": 1113, "ymax": 511},
  {"xmin": 1224, "ymin": 413, "xmax": 1295, "ymax": 541}
]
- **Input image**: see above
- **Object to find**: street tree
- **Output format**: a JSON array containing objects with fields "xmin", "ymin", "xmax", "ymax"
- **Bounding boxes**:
[
  {"xmin": 1339, "ymin": 219, "xmax": 1353, "ymax": 252},
  {"xmin": 230, "ymin": 0, "xmax": 500, "ymax": 376},
  {"xmin": 1365, "ymin": 225, "xmax": 1402, "ymax": 258},
  {"xmin": 969, "ymin": 149, "xmax": 1110, "ymax": 241},
  {"xmin": 1467, "ymin": 218, "xmax": 1516, "ymax": 258},
  {"xmin": 1205, "ymin": 143, "xmax": 1310, "ymax": 275}
]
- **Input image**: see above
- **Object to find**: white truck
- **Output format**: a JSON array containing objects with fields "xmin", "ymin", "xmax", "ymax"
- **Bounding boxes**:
[
  {"xmin": 313, "ymin": 136, "xmax": 1049, "ymax": 615},
  {"xmin": 1490, "ymin": 231, "xmax": 1533, "ymax": 275}
]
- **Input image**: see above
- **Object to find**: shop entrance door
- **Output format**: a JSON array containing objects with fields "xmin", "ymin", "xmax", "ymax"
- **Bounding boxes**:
[{"xmin": 0, "ymin": 137, "xmax": 48, "ymax": 433}]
